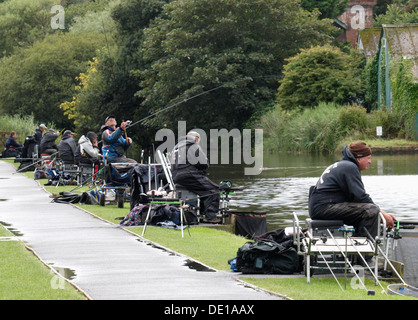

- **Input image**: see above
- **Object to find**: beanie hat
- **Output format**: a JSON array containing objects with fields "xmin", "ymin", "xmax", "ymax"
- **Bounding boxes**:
[{"xmin": 349, "ymin": 141, "xmax": 372, "ymax": 158}]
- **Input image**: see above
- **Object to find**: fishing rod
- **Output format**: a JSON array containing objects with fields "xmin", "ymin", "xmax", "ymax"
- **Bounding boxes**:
[
  {"xmin": 12, "ymin": 150, "xmax": 60, "ymax": 174},
  {"xmin": 126, "ymin": 83, "xmax": 231, "ymax": 130},
  {"xmin": 96, "ymin": 78, "xmax": 254, "ymax": 146},
  {"xmin": 125, "ymin": 75, "xmax": 280, "ymax": 131},
  {"xmin": 362, "ymin": 227, "xmax": 408, "ymax": 287}
]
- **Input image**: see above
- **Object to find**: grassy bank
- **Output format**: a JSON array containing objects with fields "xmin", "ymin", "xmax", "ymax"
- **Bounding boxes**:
[
  {"xmin": 0, "ymin": 225, "xmax": 86, "ymax": 300},
  {"xmin": 258, "ymin": 103, "xmax": 418, "ymax": 154},
  {"xmin": 3, "ymin": 159, "xmax": 415, "ymax": 300}
]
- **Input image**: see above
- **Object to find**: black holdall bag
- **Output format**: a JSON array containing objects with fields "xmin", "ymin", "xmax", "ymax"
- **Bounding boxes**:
[{"xmin": 234, "ymin": 228, "xmax": 301, "ymax": 274}]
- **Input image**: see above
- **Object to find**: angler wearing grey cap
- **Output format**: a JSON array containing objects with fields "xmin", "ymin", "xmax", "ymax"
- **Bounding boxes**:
[
  {"xmin": 33, "ymin": 124, "xmax": 47, "ymax": 146},
  {"xmin": 58, "ymin": 129, "xmax": 76, "ymax": 164},
  {"xmin": 39, "ymin": 128, "xmax": 60, "ymax": 156},
  {"xmin": 170, "ymin": 130, "xmax": 221, "ymax": 223}
]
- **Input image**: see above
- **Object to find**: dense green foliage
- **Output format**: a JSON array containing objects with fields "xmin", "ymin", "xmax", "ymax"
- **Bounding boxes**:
[
  {"xmin": 60, "ymin": 0, "xmax": 171, "ymax": 148},
  {"xmin": 374, "ymin": 2, "xmax": 418, "ymax": 26},
  {"xmin": 364, "ymin": 54, "xmax": 379, "ymax": 111},
  {"xmin": 0, "ymin": 0, "xmax": 56, "ymax": 58},
  {"xmin": 0, "ymin": 32, "xmax": 105, "ymax": 129},
  {"xmin": 391, "ymin": 59, "xmax": 418, "ymax": 139},
  {"xmin": 258, "ymin": 103, "xmax": 407, "ymax": 153},
  {"xmin": 301, "ymin": 0, "xmax": 348, "ymax": 19},
  {"xmin": 137, "ymin": 0, "xmax": 335, "ymax": 132},
  {"xmin": 276, "ymin": 46, "xmax": 365, "ymax": 110},
  {"xmin": 0, "ymin": 0, "xmax": 416, "ymax": 154}
]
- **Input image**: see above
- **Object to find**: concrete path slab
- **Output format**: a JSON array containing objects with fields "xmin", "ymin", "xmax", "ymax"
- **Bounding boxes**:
[{"xmin": 0, "ymin": 160, "xmax": 282, "ymax": 300}]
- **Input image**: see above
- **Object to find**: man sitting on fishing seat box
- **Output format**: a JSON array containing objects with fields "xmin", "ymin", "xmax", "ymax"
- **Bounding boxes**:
[
  {"xmin": 170, "ymin": 131, "xmax": 221, "ymax": 224},
  {"xmin": 308, "ymin": 141, "xmax": 396, "ymax": 238},
  {"xmin": 39, "ymin": 128, "xmax": 60, "ymax": 156},
  {"xmin": 101, "ymin": 115, "xmax": 137, "ymax": 164}
]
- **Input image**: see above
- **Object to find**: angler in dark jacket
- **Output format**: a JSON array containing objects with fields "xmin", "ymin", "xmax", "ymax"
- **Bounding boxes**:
[
  {"xmin": 39, "ymin": 129, "xmax": 60, "ymax": 155},
  {"xmin": 34, "ymin": 124, "xmax": 47, "ymax": 145},
  {"xmin": 170, "ymin": 131, "xmax": 220, "ymax": 223},
  {"xmin": 308, "ymin": 141, "xmax": 396, "ymax": 237},
  {"xmin": 58, "ymin": 130, "xmax": 76, "ymax": 164}
]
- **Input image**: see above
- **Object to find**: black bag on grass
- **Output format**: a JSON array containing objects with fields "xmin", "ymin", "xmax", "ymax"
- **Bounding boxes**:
[{"xmin": 232, "ymin": 228, "xmax": 301, "ymax": 274}]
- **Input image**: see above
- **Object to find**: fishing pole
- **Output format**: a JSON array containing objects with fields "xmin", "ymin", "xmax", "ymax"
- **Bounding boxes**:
[
  {"xmin": 12, "ymin": 150, "xmax": 60, "ymax": 174},
  {"xmin": 126, "ymin": 83, "xmax": 230, "ymax": 130},
  {"xmin": 125, "ymin": 75, "xmax": 280, "ymax": 131}
]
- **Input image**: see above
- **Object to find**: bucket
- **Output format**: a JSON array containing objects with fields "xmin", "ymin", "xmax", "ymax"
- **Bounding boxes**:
[{"xmin": 232, "ymin": 211, "xmax": 267, "ymax": 239}]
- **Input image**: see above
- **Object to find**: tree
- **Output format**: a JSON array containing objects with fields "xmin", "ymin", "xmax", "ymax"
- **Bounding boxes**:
[
  {"xmin": 0, "ymin": 32, "xmax": 105, "ymax": 129},
  {"xmin": 276, "ymin": 45, "xmax": 364, "ymax": 110},
  {"xmin": 57, "ymin": 0, "xmax": 171, "ymax": 150},
  {"xmin": 374, "ymin": 3, "xmax": 418, "ymax": 25},
  {"xmin": 0, "ymin": 0, "xmax": 56, "ymax": 58},
  {"xmin": 301, "ymin": 0, "xmax": 349, "ymax": 19},
  {"xmin": 137, "ymin": 0, "xmax": 335, "ymax": 132}
]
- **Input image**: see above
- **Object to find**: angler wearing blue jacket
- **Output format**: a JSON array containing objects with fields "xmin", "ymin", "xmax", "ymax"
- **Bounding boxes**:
[
  {"xmin": 308, "ymin": 141, "xmax": 396, "ymax": 237},
  {"xmin": 101, "ymin": 116, "xmax": 136, "ymax": 164}
]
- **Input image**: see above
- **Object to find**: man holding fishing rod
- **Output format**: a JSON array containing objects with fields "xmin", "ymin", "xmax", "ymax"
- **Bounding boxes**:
[
  {"xmin": 101, "ymin": 115, "xmax": 137, "ymax": 164},
  {"xmin": 308, "ymin": 141, "xmax": 396, "ymax": 238}
]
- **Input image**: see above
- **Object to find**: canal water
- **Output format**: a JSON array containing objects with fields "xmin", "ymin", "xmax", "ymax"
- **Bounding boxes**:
[{"xmin": 208, "ymin": 152, "xmax": 418, "ymax": 231}]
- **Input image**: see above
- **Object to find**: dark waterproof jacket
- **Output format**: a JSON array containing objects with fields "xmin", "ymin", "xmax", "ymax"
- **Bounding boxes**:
[
  {"xmin": 58, "ymin": 135, "xmax": 77, "ymax": 163},
  {"xmin": 39, "ymin": 132, "xmax": 59, "ymax": 154},
  {"xmin": 33, "ymin": 128, "xmax": 43, "ymax": 144},
  {"xmin": 308, "ymin": 146, "xmax": 375, "ymax": 217},
  {"xmin": 6, "ymin": 136, "xmax": 22, "ymax": 149}
]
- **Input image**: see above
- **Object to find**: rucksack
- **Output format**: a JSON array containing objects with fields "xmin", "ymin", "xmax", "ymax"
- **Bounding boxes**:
[{"xmin": 231, "ymin": 228, "xmax": 302, "ymax": 274}]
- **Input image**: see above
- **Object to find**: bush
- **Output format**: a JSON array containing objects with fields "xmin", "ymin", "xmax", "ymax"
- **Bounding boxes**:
[
  {"xmin": 0, "ymin": 114, "xmax": 55, "ymax": 145},
  {"xmin": 260, "ymin": 102, "xmax": 342, "ymax": 153},
  {"xmin": 337, "ymin": 105, "xmax": 368, "ymax": 134},
  {"xmin": 367, "ymin": 108, "xmax": 401, "ymax": 138},
  {"xmin": 258, "ymin": 101, "xmax": 412, "ymax": 153},
  {"xmin": 390, "ymin": 58, "xmax": 418, "ymax": 139},
  {"xmin": 277, "ymin": 45, "xmax": 364, "ymax": 110}
]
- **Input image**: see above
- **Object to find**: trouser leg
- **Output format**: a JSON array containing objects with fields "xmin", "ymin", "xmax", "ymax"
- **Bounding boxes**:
[
  {"xmin": 313, "ymin": 202, "xmax": 380, "ymax": 238},
  {"xmin": 174, "ymin": 172, "xmax": 220, "ymax": 220}
]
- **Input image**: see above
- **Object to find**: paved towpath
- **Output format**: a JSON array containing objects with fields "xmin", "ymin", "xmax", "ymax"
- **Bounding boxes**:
[{"xmin": 0, "ymin": 160, "xmax": 283, "ymax": 300}]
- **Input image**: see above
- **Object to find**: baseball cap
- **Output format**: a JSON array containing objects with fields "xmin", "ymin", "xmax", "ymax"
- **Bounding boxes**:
[
  {"xmin": 63, "ymin": 130, "xmax": 74, "ymax": 135},
  {"xmin": 105, "ymin": 115, "xmax": 116, "ymax": 123}
]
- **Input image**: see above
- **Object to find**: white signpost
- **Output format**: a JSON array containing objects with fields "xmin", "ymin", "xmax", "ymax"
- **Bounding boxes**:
[{"xmin": 376, "ymin": 126, "xmax": 383, "ymax": 137}]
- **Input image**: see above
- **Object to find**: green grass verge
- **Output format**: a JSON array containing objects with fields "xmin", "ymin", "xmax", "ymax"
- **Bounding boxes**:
[
  {"xmin": 337, "ymin": 138, "xmax": 418, "ymax": 151},
  {"xmin": 127, "ymin": 226, "xmax": 248, "ymax": 271},
  {"xmin": 242, "ymin": 277, "xmax": 415, "ymax": 300},
  {"xmin": 0, "ymin": 227, "xmax": 86, "ymax": 300}
]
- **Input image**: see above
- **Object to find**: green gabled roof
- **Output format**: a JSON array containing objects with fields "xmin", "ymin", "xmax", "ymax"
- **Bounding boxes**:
[
  {"xmin": 382, "ymin": 24, "xmax": 418, "ymax": 81},
  {"xmin": 358, "ymin": 27, "xmax": 382, "ymax": 60}
]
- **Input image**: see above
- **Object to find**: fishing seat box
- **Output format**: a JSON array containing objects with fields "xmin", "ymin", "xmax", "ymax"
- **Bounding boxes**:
[{"xmin": 305, "ymin": 218, "xmax": 345, "ymax": 237}]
